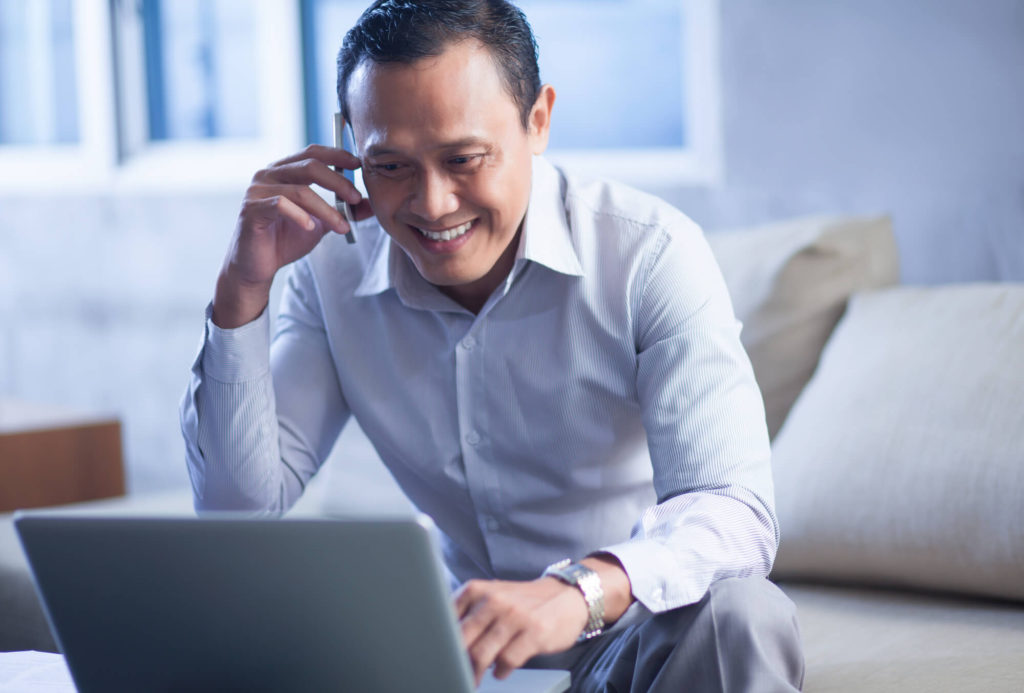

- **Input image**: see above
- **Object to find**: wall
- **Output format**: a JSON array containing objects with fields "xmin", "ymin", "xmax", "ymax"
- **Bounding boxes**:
[
  {"xmin": 656, "ymin": 0, "xmax": 1024, "ymax": 283},
  {"xmin": 1, "ymin": 0, "xmax": 1022, "ymax": 494}
]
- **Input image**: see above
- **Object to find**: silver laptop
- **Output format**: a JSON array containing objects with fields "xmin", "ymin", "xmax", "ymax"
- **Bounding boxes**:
[{"xmin": 15, "ymin": 513, "xmax": 570, "ymax": 693}]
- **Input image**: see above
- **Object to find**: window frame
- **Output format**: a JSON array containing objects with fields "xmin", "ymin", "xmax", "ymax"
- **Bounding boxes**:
[
  {"xmin": 0, "ymin": 0, "xmax": 306, "ymax": 194},
  {"xmin": 0, "ymin": 0, "xmax": 117, "ymax": 192},
  {"xmin": 300, "ymin": 0, "xmax": 722, "ymax": 189},
  {"xmin": 542, "ymin": 0, "xmax": 722, "ymax": 188},
  {"xmin": 0, "ymin": 0, "xmax": 721, "ymax": 194}
]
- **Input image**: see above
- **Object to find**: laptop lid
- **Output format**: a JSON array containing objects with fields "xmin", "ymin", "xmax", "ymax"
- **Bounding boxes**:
[{"xmin": 14, "ymin": 514, "xmax": 570, "ymax": 693}]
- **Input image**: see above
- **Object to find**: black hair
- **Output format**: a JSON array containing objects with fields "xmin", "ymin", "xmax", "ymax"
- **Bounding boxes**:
[{"xmin": 336, "ymin": 0, "xmax": 542, "ymax": 129}]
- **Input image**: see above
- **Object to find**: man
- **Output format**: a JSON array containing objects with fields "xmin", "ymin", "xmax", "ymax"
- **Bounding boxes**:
[{"xmin": 180, "ymin": 1, "xmax": 804, "ymax": 690}]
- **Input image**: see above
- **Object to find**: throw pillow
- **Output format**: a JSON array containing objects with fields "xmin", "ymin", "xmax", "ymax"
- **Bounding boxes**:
[
  {"xmin": 706, "ymin": 215, "xmax": 899, "ymax": 438},
  {"xmin": 770, "ymin": 284, "xmax": 1024, "ymax": 602}
]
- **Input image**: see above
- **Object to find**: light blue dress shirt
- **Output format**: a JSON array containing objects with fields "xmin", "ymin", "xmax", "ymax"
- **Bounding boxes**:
[{"xmin": 180, "ymin": 157, "xmax": 777, "ymax": 614}]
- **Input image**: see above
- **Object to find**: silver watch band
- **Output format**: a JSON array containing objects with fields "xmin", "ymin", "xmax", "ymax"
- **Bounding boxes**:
[{"xmin": 542, "ymin": 559, "xmax": 605, "ymax": 641}]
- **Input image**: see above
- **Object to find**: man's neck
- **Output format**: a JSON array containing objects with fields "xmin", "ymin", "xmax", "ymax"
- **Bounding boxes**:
[{"xmin": 440, "ymin": 227, "xmax": 522, "ymax": 314}]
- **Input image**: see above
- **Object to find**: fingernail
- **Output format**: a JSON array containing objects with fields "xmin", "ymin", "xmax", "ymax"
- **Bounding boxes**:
[{"xmin": 306, "ymin": 217, "xmax": 316, "ymax": 231}]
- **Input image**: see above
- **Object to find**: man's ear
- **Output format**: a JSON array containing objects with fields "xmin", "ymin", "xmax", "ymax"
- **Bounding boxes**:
[{"xmin": 528, "ymin": 84, "xmax": 556, "ymax": 155}]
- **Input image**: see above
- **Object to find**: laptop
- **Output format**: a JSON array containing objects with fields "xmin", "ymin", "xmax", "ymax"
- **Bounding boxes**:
[{"xmin": 15, "ymin": 514, "xmax": 570, "ymax": 693}]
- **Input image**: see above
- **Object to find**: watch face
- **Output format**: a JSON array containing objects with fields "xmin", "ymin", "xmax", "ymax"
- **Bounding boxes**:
[{"xmin": 561, "ymin": 564, "xmax": 591, "ymax": 582}]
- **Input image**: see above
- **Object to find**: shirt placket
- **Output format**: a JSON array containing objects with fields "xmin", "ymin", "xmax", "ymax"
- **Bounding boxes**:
[{"xmin": 454, "ymin": 317, "xmax": 509, "ymax": 565}]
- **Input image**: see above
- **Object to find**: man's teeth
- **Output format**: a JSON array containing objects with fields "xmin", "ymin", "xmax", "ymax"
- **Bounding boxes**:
[{"xmin": 417, "ymin": 221, "xmax": 472, "ymax": 241}]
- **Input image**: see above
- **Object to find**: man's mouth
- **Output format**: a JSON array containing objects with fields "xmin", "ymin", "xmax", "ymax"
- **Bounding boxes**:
[{"xmin": 414, "ymin": 220, "xmax": 474, "ymax": 242}]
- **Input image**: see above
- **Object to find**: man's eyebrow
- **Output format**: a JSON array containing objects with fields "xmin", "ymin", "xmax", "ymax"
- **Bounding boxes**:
[{"xmin": 363, "ymin": 137, "xmax": 492, "ymax": 158}]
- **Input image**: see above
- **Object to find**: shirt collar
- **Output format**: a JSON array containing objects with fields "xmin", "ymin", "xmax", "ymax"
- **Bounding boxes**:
[
  {"xmin": 353, "ymin": 155, "xmax": 583, "ymax": 301},
  {"xmin": 516, "ymin": 156, "xmax": 584, "ymax": 278}
]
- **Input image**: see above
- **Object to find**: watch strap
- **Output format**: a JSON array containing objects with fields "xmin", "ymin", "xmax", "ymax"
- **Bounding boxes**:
[{"xmin": 542, "ymin": 559, "xmax": 605, "ymax": 641}]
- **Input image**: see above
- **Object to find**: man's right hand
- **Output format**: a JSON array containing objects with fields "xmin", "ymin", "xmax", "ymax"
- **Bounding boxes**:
[{"xmin": 211, "ymin": 144, "xmax": 373, "ymax": 329}]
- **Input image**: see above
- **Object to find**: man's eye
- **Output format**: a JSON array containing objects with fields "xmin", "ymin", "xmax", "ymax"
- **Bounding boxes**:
[
  {"xmin": 370, "ymin": 162, "xmax": 409, "ymax": 178},
  {"xmin": 448, "ymin": 154, "xmax": 481, "ymax": 168}
]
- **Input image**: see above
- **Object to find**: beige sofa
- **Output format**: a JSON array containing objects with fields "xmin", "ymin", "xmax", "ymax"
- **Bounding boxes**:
[{"xmin": 3, "ymin": 215, "xmax": 1022, "ymax": 690}]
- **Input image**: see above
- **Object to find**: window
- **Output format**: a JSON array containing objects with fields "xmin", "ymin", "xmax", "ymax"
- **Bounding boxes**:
[
  {"xmin": 112, "ymin": 0, "xmax": 304, "ymax": 189},
  {"xmin": 0, "ymin": 0, "xmax": 114, "ymax": 190},
  {"xmin": 0, "ymin": 0, "xmax": 79, "ymax": 146},
  {"xmin": 138, "ymin": 0, "xmax": 260, "ymax": 142},
  {"xmin": 0, "ymin": 0, "xmax": 719, "ymax": 192},
  {"xmin": 301, "ymin": 0, "xmax": 721, "ymax": 187},
  {"xmin": 0, "ymin": 0, "xmax": 305, "ymax": 192}
]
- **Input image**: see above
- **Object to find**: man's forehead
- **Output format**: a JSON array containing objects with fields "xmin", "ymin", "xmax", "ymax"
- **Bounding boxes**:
[
  {"xmin": 363, "ymin": 135, "xmax": 493, "ymax": 158},
  {"xmin": 345, "ymin": 40, "xmax": 522, "ymax": 151},
  {"xmin": 346, "ymin": 39, "xmax": 501, "ymax": 100}
]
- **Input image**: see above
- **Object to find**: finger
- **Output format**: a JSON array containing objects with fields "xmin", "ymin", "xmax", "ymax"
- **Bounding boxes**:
[
  {"xmin": 458, "ymin": 598, "xmax": 495, "ymax": 650},
  {"xmin": 249, "ymin": 184, "xmax": 349, "ymax": 234},
  {"xmin": 454, "ymin": 580, "xmax": 487, "ymax": 620},
  {"xmin": 269, "ymin": 143, "xmax": 361, "ymax": 171},
  {"xmin": 350, "ymin": 197, "xmax": 374, "ymax": 222},
  {"xmin": 467, "ymin": 617, "xmax": 519, "ymax": 687},
  {"xmin": 259, "ymin": 158, "xmax": 363, "ymax": 207},
  {"xmin": 492, "ymin": 631, "xmax": 538, "ymax": 681},
  {"xmin": 244, "ymin": 194, "xmax": 318, "ymax": 234}
]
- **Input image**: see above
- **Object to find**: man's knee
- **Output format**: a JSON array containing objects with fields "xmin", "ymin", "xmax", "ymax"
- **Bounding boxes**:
[
  {"xmin": 708, "ymin": 576, "xmax": 798, "ymax": 631},
  {"xmin": 706, "ymin": 577, "xmax": 804, "ymax": 690}
]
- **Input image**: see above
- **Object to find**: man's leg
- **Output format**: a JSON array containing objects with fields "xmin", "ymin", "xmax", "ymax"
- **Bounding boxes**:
[{"xmin": 568, "ymin": 577, "xmax": 804, "ymax": 692}]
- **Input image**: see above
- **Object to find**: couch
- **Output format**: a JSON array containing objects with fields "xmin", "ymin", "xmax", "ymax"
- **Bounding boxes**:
[{"xmin": 3, "ymin": 215, "xmax": 1022, "ymax": 691}]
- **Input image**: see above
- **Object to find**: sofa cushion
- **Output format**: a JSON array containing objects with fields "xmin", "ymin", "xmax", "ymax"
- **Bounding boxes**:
[
  {"xmin": 781, "ymin": 582, "xmax": 1024, "ymax": 692},
  {"xmin": 705, "ymin": 215, "xmax": 899, "ymax": 438},
  {"xmin": 771, "ymin": 285, "xmax": 1024, "ymax": 601}
]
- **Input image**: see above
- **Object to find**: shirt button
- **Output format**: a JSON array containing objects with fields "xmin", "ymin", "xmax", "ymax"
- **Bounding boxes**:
[
  {"xmin": 485, "ymin": 517, "xmax": 500, "ymax": 531},
  {"xmin": 465, "ymin": 430, "xmax": 481, "ymax": 446},
  {"xmin": 651, "ymin": 587, "xmax": 664, "ymax": 603},
  {"xmin": 461, "ymin": 335, "xmax": 476, "ymax": 350}
]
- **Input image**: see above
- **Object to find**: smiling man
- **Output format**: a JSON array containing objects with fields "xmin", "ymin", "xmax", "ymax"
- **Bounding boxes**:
[{"xmin": 181, "ymin": 1, "xmax": 803, "ymax": 690}]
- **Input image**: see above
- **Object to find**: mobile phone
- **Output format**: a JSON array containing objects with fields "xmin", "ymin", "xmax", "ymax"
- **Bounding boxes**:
[{"xmin": 334, "ymin": 112, "xmax": 357, "ymax": 244}]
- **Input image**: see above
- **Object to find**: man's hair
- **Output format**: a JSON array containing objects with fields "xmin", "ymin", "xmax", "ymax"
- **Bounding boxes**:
[{"xmin": 336, "ymin": 0, "xmax": 542, "ymax": 129}]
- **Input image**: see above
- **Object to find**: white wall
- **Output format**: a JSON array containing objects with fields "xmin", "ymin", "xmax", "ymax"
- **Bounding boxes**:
[
  {"xmin": 2, "ymin": 0, "xmax": 1021, "ymax": 495},
  {"xmin": 656, "ymin": 0, "xmax": 1024, "ymax": 283}
]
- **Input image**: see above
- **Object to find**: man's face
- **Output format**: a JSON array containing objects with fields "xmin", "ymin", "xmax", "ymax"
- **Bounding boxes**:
[{"xmin": 346, "ymin": 40, "xmax": 553, "ymax": 308}]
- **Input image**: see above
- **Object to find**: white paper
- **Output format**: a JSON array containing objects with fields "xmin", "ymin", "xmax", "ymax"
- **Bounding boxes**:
[{"xmin": 0, "ymin": 651, "xmax": 76, "ymax": 692}]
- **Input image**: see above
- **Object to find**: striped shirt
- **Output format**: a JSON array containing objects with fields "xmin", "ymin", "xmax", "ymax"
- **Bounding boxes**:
[{"xmin": 180, "ymin": 156, "xmax": 778, "ymax": 613}]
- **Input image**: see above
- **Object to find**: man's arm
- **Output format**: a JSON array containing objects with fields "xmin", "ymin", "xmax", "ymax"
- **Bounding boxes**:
[
  {"xmin": 181, "ymin": 262, "xmax": 351, "ymax": 512},
  {"xmin": 180, "ymin": 145, "xmax": 370, "ymax": 512},
  {"xmin": 454, "ymin": 217, "xmax": 776, "ymax": 683},
  {"xmin": 598, "ymin": 218, "xmax": 778, "ymax": 612}
]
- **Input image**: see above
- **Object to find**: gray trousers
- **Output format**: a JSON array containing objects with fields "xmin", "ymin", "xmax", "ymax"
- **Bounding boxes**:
[{"xmin": 533, "ymin": 577, "xmax": 804, "ymax": 692}]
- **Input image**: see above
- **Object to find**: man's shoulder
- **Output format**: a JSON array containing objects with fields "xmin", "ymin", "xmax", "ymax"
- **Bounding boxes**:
[
  {"xmin": 553, "ymin": 164, "xmax": 705, "ymax": 268},
  {"xmin": 558, "ymin": 164, "xmax": 700, "ymax": 239}
]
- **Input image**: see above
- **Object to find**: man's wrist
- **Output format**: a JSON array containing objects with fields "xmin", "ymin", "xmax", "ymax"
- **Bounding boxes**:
[
  {"xmin": 542, "ymin": 559, "xmax": 605, "ymax": 641},
  {"xmin": 580, "ymin": 554, "xmax": 634, "ymax": 624},
  {"xmin": 212, "ymin": 270, "xmax": 272, "ymax": 329}
]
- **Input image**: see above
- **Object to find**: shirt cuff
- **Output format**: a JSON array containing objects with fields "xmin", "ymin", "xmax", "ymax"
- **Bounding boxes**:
[
  {"xmin": 600, "ymin": 538, "xmax": 707, "ymax": 613},
  {"xmin": 201, "ymin": 302, "xmax": 271, "ymax": 383}
]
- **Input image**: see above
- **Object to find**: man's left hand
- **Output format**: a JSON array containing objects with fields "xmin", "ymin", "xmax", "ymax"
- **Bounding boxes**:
[
  {"xmin": 455, "ymin": 575, "xmax": 588, "ymax": 685},
  {"xmin": 454, "ymin": 555, "xmax": 634, "ymax": 685}
]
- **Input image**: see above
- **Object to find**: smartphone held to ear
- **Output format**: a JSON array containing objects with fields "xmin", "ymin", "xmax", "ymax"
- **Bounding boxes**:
[{"xmin": 334, "ymin": 112, "xmax": 357, "ymax": 245}]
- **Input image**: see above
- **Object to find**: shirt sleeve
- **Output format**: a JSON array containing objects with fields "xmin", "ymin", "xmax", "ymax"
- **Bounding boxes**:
[
  {"xmin": 599, "ymin": 221, "xmax": 778, "ymax": 613},
  {"xmin": 179, "ymin": 259, "xmax": 350, "ymax": 513}
]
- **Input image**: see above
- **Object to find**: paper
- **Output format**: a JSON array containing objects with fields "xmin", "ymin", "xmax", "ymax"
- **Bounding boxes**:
[{"xmin": 0, "ymin": 651, "xmax": 76, "ymax": 692}]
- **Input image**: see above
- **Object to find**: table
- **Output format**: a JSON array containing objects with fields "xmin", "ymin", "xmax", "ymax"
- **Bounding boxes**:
[{"xmin": 0, "ymin": 399, "xmax": 125, "ymax": 512}]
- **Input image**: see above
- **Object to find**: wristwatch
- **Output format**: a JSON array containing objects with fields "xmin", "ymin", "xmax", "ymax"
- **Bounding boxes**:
[{"xmin": 542, "ymin": 559, "xmax": 605, "ymax": 641}]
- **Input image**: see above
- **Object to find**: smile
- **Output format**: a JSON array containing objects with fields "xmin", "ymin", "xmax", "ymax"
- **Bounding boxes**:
[{"xmin": 415, "ymin": 220, "xmax": 474, "ymax": 242}]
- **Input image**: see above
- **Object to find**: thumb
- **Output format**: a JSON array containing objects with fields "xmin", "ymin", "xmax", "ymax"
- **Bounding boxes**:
[{"xmin": 351, "ymin": 198, "xmax": 375, "ymax": 222}]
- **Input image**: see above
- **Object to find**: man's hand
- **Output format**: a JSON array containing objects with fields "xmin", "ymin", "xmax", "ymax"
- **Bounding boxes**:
[
  {"xmin": 455, "ymin": 556, "xmax": 634, "ymax": 685},
  {"xmin": 212, "ymin": 144, "xmax": 373, "ymax": 329},
  {"xmin": 455, "ymin": 576, "xmax": 587, "ymax": 685}
]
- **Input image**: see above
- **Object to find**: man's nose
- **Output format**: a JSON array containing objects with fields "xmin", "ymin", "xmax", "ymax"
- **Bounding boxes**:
[{"xmin": 408, "ymin": 169, "xmax": 459, "ymax": 221}]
